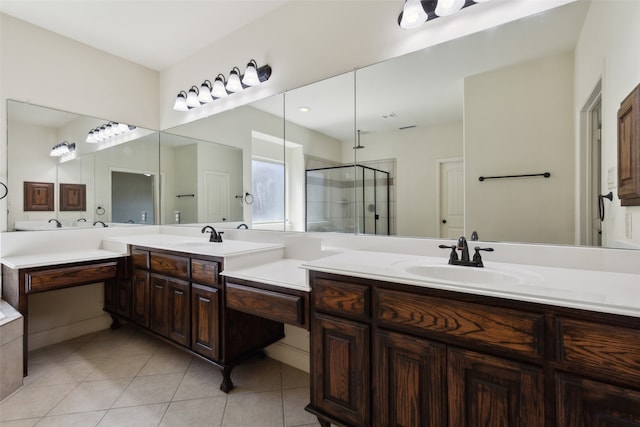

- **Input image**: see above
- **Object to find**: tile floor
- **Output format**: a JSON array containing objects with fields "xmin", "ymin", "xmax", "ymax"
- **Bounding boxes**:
[{"xmin": 0, "ymin": 325, "xmax": 322, "ymax": 427}]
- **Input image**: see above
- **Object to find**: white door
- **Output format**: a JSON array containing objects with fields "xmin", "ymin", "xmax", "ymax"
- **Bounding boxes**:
[
  {"xmin": 439, "ymin": 160, "xmax": 464, "ymax": 238},
  {"xmin": 590, "ymin": 100, "xmax": 603, "ymax": 246},
  {"xmin": 203, "ymin": 171, "xmax": 230, "ymax": 222}
]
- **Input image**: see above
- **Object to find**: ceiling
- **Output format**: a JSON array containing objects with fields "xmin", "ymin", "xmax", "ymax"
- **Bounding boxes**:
[{"xmin": 0, "ymin": 0, "xmax": 289, "ymax": 71}]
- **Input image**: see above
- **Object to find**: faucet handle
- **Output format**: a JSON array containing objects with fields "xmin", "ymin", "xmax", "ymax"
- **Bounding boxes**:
[
  {"xmin": 439, "ymin": 244, "xmax": 459, "ymax": 264},
  {"xmin": 472, "ymin": 247, "xmax": 494, "ymax": 267}
]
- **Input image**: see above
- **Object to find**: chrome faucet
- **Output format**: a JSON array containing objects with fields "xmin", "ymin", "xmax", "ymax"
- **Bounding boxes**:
[
  {"xmin": 201, "ymin": 225, "xmax": 224, "ymax": 242},
  {"xmin": 93, "ymin": 220, "xmax": 108, "ymax": 227},
  {"xmin": 439, "ymin": 235, "xmax": 493, "ymax": 267},
  {"xmin": 48, "ymin": 218, "xmax": 61, "ymax": 228}
]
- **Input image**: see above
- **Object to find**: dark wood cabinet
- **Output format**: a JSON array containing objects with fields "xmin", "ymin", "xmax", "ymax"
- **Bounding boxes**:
[
  {"xmin": 307, "ymin": 271, "xmax": 640, "ymax": 427},
  {"xmin": 105, "ymin": 246, "xmax": 285, "ymax": 393},
  {"xmin": 310, "ymin": 313, "xmax": 370, "ymax": 427},
  {"xmin": 618, "ymin": 83, "xmax": 640, "ymax": 206},
  {"xmin": 191, "ymin": 283, "xmax": 220, "ymax": 360},
  {"xmin": 23, "ymin": 181, "xmax": 54, "ymax": 211},
  {"xmin": 448, "ymin": 348, "xmax": 544, "ymax": 427},
  {"xmin": 373, "ymin": 329, "xmax": 446, "ymax": 427},
  {"xmin": 557, "ymin": 374, "xmax": 640, "ymax": 426},
  {"xmin": 131, "ymin": 269, "xmax": 149, "ymax": 327}
]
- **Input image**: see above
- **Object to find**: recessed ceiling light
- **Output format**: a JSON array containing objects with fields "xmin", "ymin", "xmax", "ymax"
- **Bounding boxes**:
[{"xmin": 299, "ymin": 106, "xmax": 310, "ymax": 113}]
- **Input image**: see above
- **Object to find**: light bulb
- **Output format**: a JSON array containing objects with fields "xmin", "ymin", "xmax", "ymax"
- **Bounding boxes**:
[
  {"xmin": 399, "ymin": 0, "xmax": 428, "ymax": 29},
  {"xmin": 242, "ymin": 60, "xmax": 260, "ymax": 86},
  {"xmin": 199, "ymin": 80, "xmax": 214, "ymax": 103},
  {"xmin": 212, "ymin": 74, "xmax": 228, "ymax": 98},
  {"xmin": 226, "ymin": 68, "xmax": 243, "ymax": 93},
  {"xmin": 435, "ymin": 0, "xmax": 465, "ymax": 16},
  {"xmin": 186, "ymin": 86, "xmax": 201, "ymax": 108},
  {"xmin": 173, "ymin": 91, "xmax": 189, "ymax": 111}
]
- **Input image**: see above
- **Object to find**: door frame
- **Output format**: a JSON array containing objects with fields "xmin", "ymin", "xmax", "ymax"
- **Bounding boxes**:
[
  {"xmin": 578, "ymin": 78, "xmax": 602, "ymax": 246},
  {"xmin": 436, "ymin": 157, "xmax": 463, "ymax": 238}
]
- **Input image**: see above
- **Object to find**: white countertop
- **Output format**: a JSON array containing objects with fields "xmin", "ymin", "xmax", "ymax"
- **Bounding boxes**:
[
  {"xmin": 103, "ymin": 234, "xmax": 284, "ymax": 257},
  {"xmin": 222, "ymin": 259, "xmax": 309, "ymax": 292},
  {"xmin": 301, "ymin": 250, "xmax": 640, "ymax": 318},
  {"xmin": 1, "ymin": 249, "xmax": 127, "ymax": 269}
]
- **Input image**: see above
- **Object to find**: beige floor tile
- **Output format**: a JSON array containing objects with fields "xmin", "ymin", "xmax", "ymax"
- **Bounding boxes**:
[
  {"xmin": 0, "ymin": 418, "xmax": 40, "ymax": 427},
  {"xmin": 283, "ymin": 387, "xmax": 317, "ymax": 427},
  {"xmin": 222, "ymin": 390, "xmax": 284, "ymax": 427},
  {"xmin": 229, "ymin": 358, "xmax": 282, "ymax": 394},
  {"xmin": 186, "ymin": 357, "xmax": 217, "ymax": 373},
  {"xmin": 281, "ymin": 365, "xmax": 310, "ymax": 390},
  {"xmin": 84, "ymin": 354, "xmax": 151, "ymax": 381},
  {"xmin": 112, "ymin": 373, "xmax": 183, "ymax": 408},
  {"xmin": 159, "ymin": 397, "xmax": 227, "ymax": 427},
  {"xmin": 48, "ymin": 378, "xmax": 131, "ymax": 415},
  {"xmin": 69, "ymin": 340, "xmax": 124, "ymax": 361},
  {"xmin": 0, "ymin": 383, "xmax": 76, "ymax": 421},
  {"xmin": 89, "ymin": 326, "xmax": 137, "ymax": 343},
  {"xmin": 27, "ymin": 341, "xmax": 82, "ymax": 365},
  {"xmin": 172, "ymin": 367, "xmax": 226, "ymax": 401},
  {"xmin": 97, "ymin": 403, "xmax": 167, "ymax": 427},
  {"xmin": 35, "ymin": 410, "xmax": 106, "ymax": 427},
  {"xmin": 26, "ymin": 359, "xmax": 96, "ymax": 388},
  {"xmin": 137, "ymin": 348, "xmax": 192, "ymax": 376}
]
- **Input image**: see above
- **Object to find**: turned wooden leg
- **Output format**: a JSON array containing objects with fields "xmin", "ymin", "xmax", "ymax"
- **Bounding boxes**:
[
  {"xmin": 109, "ymin": 314, "xmax": 121, "ymax": 330},
  {"xmin": 219, "ymin": 366, "xmax": 235, "ymax": 393},
  {"xmin": 317, "ymin": 417, "xmax": 331, "ymax": 427}
]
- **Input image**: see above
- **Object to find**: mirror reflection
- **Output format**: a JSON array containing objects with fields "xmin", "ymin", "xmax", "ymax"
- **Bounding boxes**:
[{"xmin": 7, "ymin": 100, "xmax": 158, "ymax": 230}]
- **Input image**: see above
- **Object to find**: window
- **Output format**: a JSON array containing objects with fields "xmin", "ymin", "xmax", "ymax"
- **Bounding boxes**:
[{"xmin": 251, "ymin": 159, "xmax": 285, "ymax": 223}]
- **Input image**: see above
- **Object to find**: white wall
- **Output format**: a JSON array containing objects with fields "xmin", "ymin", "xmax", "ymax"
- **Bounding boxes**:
[
  {"xmin": 574, "ymin": 0, "xmax": 640, "ymax": 248},
  {"xmin": 464, "ymin": 53, "xmax": 575, "ymax": 244}
]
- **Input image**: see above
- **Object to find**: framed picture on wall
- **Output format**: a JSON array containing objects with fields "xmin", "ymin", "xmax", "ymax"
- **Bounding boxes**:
[
  {"xmin": 60, "ymin": 183, "xmax": 86, "ymax": 211},
  {"xmin": 24, "ymin": 181, "xmax": 54, "ymax": 211}
]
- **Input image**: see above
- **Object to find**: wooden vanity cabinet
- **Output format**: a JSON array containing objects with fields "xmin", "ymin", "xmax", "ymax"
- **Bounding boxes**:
[
  {"xmin": 106, "ymin": 245, "xmax": 285, "ymax": 393},
  {"xmin": 307, "ymin": 271, "xmax": 640, "ymax": 427},
  {"xmin": 618, "ymin": 83, "xmax": 640, "ymax": 206}
]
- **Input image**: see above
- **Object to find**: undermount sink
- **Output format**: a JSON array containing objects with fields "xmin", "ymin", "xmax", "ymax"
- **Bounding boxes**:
[{"xmin": 404, "ymin": 264, "xmax": 524, "ymax": 285}]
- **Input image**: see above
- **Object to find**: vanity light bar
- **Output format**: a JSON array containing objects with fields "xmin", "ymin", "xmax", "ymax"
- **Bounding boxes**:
[
  {"xmin": 50, "ymin": 141, "xmax": 76, "ymax": 157},
  {"xmin": 173, "ymin": 59, "xmax": 272, "ymax": 111},
  {"xmin": 86, "ymin": 122, "xmax": 136, "ymax": 143},
  {"xmin": 398, "ymin": 0, "xmax": 489, "ymax": 29}
]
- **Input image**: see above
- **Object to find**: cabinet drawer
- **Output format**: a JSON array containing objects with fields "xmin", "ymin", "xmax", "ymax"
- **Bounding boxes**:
[
  {"xmin": 557, "ymin": 317, "xmax": 640, "ymax": 384},
  {"xmin": 131, "ymin": 248, "xmax": 149, "ymax": 269},
  {"xmin": 191, "ymin": 259, "xmax": 220, "ymax": 286},
  {"xmin": 376, "ymin": 288, "xmax": 544, "ymax": 358},
  {"xmin": 313, "ymin": 278, "xmax": 369, "ymax": 319},
  {"xmin": 149, "ymin": 252, "xmax": 189, "ymax": 279},
  {"xmin": 26, "ymin": 262, "xmax": 118, "ymax": 293},
  {"xmin": 226, "ymin": 282, "xmax": 305, "ymax": 327}
]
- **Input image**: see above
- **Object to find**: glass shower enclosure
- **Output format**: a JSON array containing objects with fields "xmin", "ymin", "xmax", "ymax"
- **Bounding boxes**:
[{"xmin": 305, "ymin": 164, "xmax": 390, "ymax": 235}]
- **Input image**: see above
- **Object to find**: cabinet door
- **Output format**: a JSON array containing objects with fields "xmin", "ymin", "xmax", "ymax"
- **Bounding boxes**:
[
  {"xmin": 191, "ymin": 283, "xmax": 220, "ymax": 360},
  {"xmin": 132, "ymin": 270, "xmax": 149, "ymax": 327},
  {"xmin": 168, "ymin": 278, "xmax": 190, "ymax": 346},
  {"xmin": 557, "ymin": 374, "xmax": 640, "ymax": 426},
  {"xmin": 116, "ymin": 279, "xmax": 131, "ymax": 318},
  {"xmin": 104, "ymin": 279, "xmax": 117, "ymax": 313},
  {"xmin": 311, "ymin": 313, "xmax": 370, "ymax": 427},
  {"xmin": 448, "ymin": 348, "xmax": 544, "ymax": 427},
  {"xmin": 373, "ymin": 329, "xmax": 447, "ymax": 427},
  {"xmin": 149, "ymin": 274, "xmax": 169, "ymax": 337}
]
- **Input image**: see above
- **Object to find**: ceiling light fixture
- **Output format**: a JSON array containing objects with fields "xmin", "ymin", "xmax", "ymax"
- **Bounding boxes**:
[
  {"xmin": 398, "ymin": 0, "xmax": 488, "ymax": 29},
  {"xmin": 86, "ymin": 122, "xmax": 136, "ymax": 143},
  {"xmin": 299, "ymin": 106, "xmax": 310, "ymax": 113},
  {"xmin": 50, "ymin": 141, "xmax": 76, "ymax": 157},
  {"xmin": 173, "ymin": 59, "xmax": 272, "ymax": 111}
]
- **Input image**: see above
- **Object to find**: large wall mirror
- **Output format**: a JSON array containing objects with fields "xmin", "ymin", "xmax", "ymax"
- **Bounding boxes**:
[
  {"xmin": 6, "ymin": 100, "xmax": 159, "ymax": 231},
  {"xmin": 270, "ymin": 0, "xmax": 639, "ymax": 250}
]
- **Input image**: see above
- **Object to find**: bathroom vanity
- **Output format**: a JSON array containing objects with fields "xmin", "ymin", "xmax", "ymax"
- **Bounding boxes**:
[{"xmin": 302, "ymin": 251, "xmax": 640, "ymax": 427}]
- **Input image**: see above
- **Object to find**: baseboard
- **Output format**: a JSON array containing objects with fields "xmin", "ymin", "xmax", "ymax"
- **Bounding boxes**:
[
  {"xmin": 265, "ymin": 341, "xmax": 310, "ymax": 373},
  {"xmin": 28, "ymin": 314, "xmax": 112, "ymax": 351}
]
